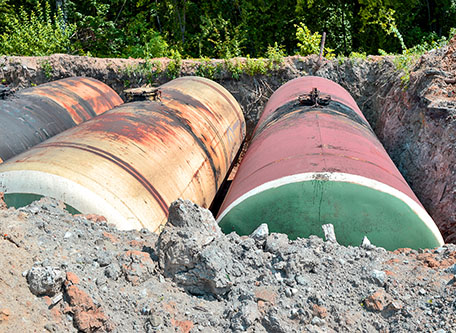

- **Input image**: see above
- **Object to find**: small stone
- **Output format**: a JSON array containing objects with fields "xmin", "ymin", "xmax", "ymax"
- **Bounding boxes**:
[
  {"xmin": 118, "ymin": 250, "xmax": 156, "ymax": 285},
  {"xmin": 435, "ymin": 247, "xmax": 445, "ymax": 254},
  {"xmin": 448, "ymin": 264, "xmax": 456, "ymax": 275},
  {"xmin": 312, "ymin": 304, "xmax": 328, "ymax": 318},
  {"xmin": 371, "ymin": 270, "xmax": 387, "ymax": 286},
  {"xmin": 254, "ymin": 286, "xmax": 277, "ymax": 304},
  {"xmin": 141, "ymin": 306, "xmax": 151, "ymax": 315},
  {"xmin": 0, "ymin": 308, "xmax": 11, "ymax": 321},
  {"xmin": 419, "ymin": 288, "xmax": 426, "ymax": 295},
  {"xmin": 385, "ymin": 300, "xmax": 403, "ymax": 312},
  {"xmin": 361, "ymin": 236, "xmax": 374, "ymax": 249},
  {"xmin": 104, "ymin": 263, "xmax": 122, "ymax": 281},
  {"xmin": 96, "ymin": 251, "xmax": 112, "ymax": 267},
  {"xmin": 27, "ymin": 266, "xmax": 65, "ymax": 296},
  {"xmin": 264, "ymin": 233, "xmax": 289, "ymax": 254},
  {"xmin": 285, "ymin": 288, "xmax": 292, "ymax": 297},
  {"xmin": 364, "ymin": 289, "xmax": 390, "ymax": 312},
  {"xmin": 66, "ymin": 272, "xmax": 80, "ymax": 285},
  {"xmin": 250, "ymin": 223, "xmax": 269, "ymax": 241},
  {"xmin": 311, "ymin": 316, "xmax": 325, "ymax": 327},
  {"xmin": 64, "ymin": 232, "xmax": 72, "ymax": 239},
  {"xmin": 322, "ymin": 224, "xmax": 337, "ymax": 243},
  {"xmin": 148, "ymin": 314, "xmax": 163, "ymax": 327},
  {"xmin": 296, "ymin": 275, "xmax": 310, "ymax": 286}
]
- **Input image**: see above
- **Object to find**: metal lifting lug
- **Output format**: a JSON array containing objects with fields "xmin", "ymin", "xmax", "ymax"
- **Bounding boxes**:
[{"xmin": 298, "ymin": 87, "xmax": 331, "ymax": 106}]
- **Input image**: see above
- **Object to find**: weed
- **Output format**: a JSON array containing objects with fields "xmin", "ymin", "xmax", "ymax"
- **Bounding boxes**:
[
  {"xmin": 166, "ymin": 49, "xmax": 182, "ymax": 79},
  {"xmin": 223, "ymin": 58, "xmax": 243, "ymax": 80},
  {"xmin": 392, "ymin": 54, "xmax": 418, "ymax": 89},
  {"xmin": 266, "ymin": 42, "xmax": 285, "ymax": 70},
  {"xmin": 242, "ymin": 55, "xmax": 268, "ymax": 76},
  {"xmin": 40, "ymin": 59, "xmax": 53, "ymax": 79},
  {"xmin": 121, "ymin": 59, "xmax": 163, "ymax": 85},
  {"xmin": 195, "ymin": 57, "xmax": 220, "ymax": 79}
]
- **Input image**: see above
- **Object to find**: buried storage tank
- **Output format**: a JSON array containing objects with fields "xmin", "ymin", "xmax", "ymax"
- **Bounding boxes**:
[
  {"xmin": 217, "ymin": 76, "xmax": 443, "ymax": 250},
  {"xmin": 0, "ymin": 77, "xmax": 123, "ymax": 163},
  {"xmin": 0, "ymin": 76, "xmax": 245, "ymax": 232}
]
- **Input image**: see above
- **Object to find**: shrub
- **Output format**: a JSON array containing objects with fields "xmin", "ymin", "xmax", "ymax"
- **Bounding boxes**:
[
  {"xmin": 0, "ymin": 1, "xmax": 75, "ymax": 56},
  {"xmin": 266, "ymin": 42, "xmax": 285, "ymax": 70},
  {"xmin": 295, "ymin": 23, "xmax": 321, "ymax": 56}
]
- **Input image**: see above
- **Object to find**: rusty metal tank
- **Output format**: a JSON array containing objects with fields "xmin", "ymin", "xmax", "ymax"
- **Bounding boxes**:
[
  {"xmin": 0, "ymin": 76, "xmax": 245, "ymax": 232},
  {"xmin": 0, "ymin": 77, "xmax": 123, "ymax": 163},
  {"xmin": 217, "ymin": 76, "xmax": 443, "ymax": 250}
]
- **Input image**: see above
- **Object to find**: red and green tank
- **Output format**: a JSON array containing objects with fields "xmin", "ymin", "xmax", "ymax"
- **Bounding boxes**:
[{"xmin": 217, "ymin": 76, "xmax": 443, "ymax": 250}]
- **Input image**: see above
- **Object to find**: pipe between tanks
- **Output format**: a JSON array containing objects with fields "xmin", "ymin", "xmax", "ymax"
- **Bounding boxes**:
[
  {"xmin": 217, "ymin": 76, "xmax": 443, "ymax": 250},
  {"xmin": 0, "ymin": 76, "xmax": 245, "ymax": 233},
  {"xmin": 0, "ymin": 77, "xmax": 123, "ymax": 163}
]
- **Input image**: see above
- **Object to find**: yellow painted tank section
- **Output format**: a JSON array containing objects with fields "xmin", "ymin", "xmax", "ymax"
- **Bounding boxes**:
[{"xmin": 0, "ymin": 77, "xmax": 245, "ymax": 232}]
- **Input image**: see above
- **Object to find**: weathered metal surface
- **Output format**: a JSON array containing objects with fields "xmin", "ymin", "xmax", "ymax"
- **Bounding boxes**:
[
  {"xmin": 0, "ymin": 76, "xmax": 245, "ymax": 232},
  {"xmin": 0, "ymin": 77, "xmax": 122, "ymax": 162},
  {"xmin": 217, "ymin": 76, "xmax": 443, "ymax": 250}
]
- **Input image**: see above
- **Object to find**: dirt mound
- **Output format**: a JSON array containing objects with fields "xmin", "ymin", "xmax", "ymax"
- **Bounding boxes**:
[{"xmin": 0, "ymin": 197, "xmax": 455, "ymax": 332}]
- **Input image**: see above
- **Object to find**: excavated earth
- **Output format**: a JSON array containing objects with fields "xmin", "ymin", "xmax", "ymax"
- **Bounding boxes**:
[{"xmin": 0, "ymin": 38, "xmax": 455, "ymax": 332}]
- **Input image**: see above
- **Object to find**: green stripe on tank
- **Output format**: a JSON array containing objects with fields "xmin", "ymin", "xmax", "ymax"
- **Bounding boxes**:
[{"xmin": 218, "ymin": 180, "xmax": 441, "ymax": 251}]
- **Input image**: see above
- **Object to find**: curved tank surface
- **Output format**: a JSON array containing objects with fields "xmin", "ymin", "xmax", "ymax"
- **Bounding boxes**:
[
  {"xmin": 0, "ymin": 77, "xmax": 123, "ymax": 163},
  {"xmin": 0, "ymin": 76, "xmax": 245, "ymax": 232},
  {"xmin": 217, "ymin": 76, "xmax": 443, "ymax": 250}
]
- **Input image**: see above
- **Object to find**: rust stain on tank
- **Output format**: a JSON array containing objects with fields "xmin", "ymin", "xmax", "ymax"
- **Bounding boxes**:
[
  {"xmin": 0, "ymin": 77, "xmax": 122, "ymax": 163},
  {"xmin": 0, "ymin": 76, "xmax": 245, "ymax": 232}
]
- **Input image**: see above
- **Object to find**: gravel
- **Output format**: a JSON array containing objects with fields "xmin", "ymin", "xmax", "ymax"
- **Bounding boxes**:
[{"xmin": 0, "ymin": 197, "xmax": 455, "ymax": 332}]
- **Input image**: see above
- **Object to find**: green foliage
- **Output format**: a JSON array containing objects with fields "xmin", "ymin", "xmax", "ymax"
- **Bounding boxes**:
[
  {"xmin": 0, "ymin": 0, "xmax": 455, "ymax": 61},
  {"xmin": 241, "ymin": 56, "xmax": 268, "ymax": 76},
  {"xmin": 196, "ymin": 14, "xmax": 246, "ymax": 58},
  {"xmin": 122, "ymin": 59, "xmax": 164, "ymax": 86},
  {"xmin": 295, "ymin": 23, "xmax": 335, "ymax": 59},
  {"xmin": 349, "ymin": 51, "xmax": 367, "ymax": 60},
  {"xmin": 266, "ymin": 42, "xmax": 285, "ymax": 70},
  {"xmin": 296, "ymin": 23, "xmax": 321, "ymax": 56},
  {"xmin": 40, "ymin": 59, "xmax": 53, "ymax": 79},
  {"xmin": 195, "ymin": 57, "xmax": 218, "ymax": 79},
  {"xmin": 392, "ymin": 54, "xmax": 418, "ymax": 89},
  {"xmin": 166, "ymin": 49, "xmax": 182, "ymax": 79},
  {"xmin": 0, "ymin": 1, "xmax": 75, "ymax": 56},
  {"xmin": 223, "ymin": 58, "xmax": 243, "ymax": 80}
]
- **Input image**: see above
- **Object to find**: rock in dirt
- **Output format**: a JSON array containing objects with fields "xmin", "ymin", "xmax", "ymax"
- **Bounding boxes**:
[
  {"xmin": 0, "ymin": 308, "xmax": 10, "ymax": 322},
  {"xmin": 26, "ymin": 266, "xmax": 65, "ymax": 296},
  {"xmin": 322, "ymin": 224, "xmax": 337, "ymax": 243},
  {"xmin": 65, "ymin": 284, "xmax": 113, "ymax": 332},
  {"xmin": 371, "ymin": 270, "xmax": 387, "ymax": 286},
  {"xmin": 249, "ymin": 223, "xmax": 269, "ymax": 241},
  {"xmin": 364, "ymin": 289, "xmax": 391, "ymax": 312},
  {"xmin": 157, "ymin": 199, "xmax": 233, "ymax": 296},
  {"xmin": 118, "ymin": 250, "xmax": 155, "ymax": 285}
]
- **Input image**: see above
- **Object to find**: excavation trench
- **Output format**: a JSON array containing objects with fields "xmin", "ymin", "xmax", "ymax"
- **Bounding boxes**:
[{"xmin": 0, "ymin": 48, "xmax": 455, "ymax": 243}]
